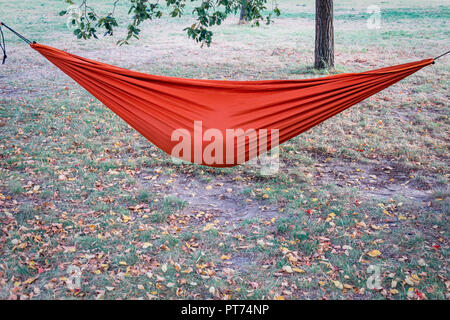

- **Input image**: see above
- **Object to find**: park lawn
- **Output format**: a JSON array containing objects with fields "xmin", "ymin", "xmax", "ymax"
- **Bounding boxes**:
[{"xmin": 0, "ymin": 0, "xmax": 448, "ymax": 299}]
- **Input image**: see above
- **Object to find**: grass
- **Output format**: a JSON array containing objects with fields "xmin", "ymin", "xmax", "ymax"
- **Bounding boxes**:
[{"xmin": 0, "ymin": 0, "xmax": 449, "ymax": 300}]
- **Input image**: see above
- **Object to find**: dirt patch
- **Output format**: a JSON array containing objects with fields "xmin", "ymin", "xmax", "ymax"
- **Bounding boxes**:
[
  {"xmin": 227, "ymin": 255, "xmax": 254, "ymax": 274},
  {"xmin": 312, "ymin": 160, "xmax": 438, "ymax": 202},
  {"xmin": 365, "ymin": 184, "xmax": 432, "ymax": 201},
  {"xmin": 139, "ymin": 170, "xmax": 279, "ymax": 224}
]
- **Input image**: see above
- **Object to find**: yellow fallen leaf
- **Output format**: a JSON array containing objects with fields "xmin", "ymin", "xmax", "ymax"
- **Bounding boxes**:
[
  {"xmin": 205, "ymin": 185, "xmax": 213, "ymax": 190},
  {"xmin": 411, "ymin": 274, "xmax": 421, "ymax": 282},
  {"xmin": 24, "ymin": 276, "xmax": 38, "ymax": 285},
  {"xmin": 367, "ymin": 249, "xmax": 381, "ymax": 257},
  {"xmin": 274, "ymin": 295, "xmax": 285, "ymax": 300},
  {"xmin": 122, "ymin": 215, "xmax": 131, "ymax": 223},
  {"xmin": 221, "ymin": 255, "xmax": 231, "ymax": 260},
  {"xmin": 119, "ymin": 261, "xmax": 127, "ymax": 266},
  {"xmin": 383, "ymin": 209, "xmax": 394, "ymax": 217},
  {"xmin": 292, "ymin": 267, "xmax": 305, "ymax": 273},
  {"xmin": 203, "ymin": 223, "xmax": 215, "ymax": 231},
  {"xmin": 343, "ymin": 284, "xmax": 353, "ymax": 289},
  {"xmin": 280, "ymin": 247, "xmax": 289, "ymax": 254},
  {"xmin": 332, "ymin": 280, "xmax": 343, "ymax": 290},
  {"xmin": 356, "ymin": 221, "xmax": 367, "ymax": 228},
  {"xmin": 181, "ymin": 267, "xmax": 193, "ymax": 274},
  {"xmin": 142, "ymin": 242, "xmax": 152, "ymax": 249}
]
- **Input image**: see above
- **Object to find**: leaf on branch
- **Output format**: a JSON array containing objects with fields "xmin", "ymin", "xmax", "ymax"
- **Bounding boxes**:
[{"xmin": 60, "ymin": 0, "xmax": 280, "ymax": 46}]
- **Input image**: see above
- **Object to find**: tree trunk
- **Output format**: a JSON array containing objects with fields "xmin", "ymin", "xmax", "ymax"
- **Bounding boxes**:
[
  {"xmin": 314, "ymin": 0, "xmax": 334, "ymax": 69},
  {"xmin": 239, "ymin": 0, "xmax": 248, "ymax": 24}
]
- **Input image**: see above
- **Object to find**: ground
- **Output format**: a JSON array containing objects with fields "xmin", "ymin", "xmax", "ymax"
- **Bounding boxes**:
[{"xmin": 0, "ymin": 0, "xmax": 448, "ymax": 300}]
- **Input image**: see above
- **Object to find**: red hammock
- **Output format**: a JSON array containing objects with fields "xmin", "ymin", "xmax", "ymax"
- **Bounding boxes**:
[{"xmin": 31, "ymin": 43, "xmax": 433, "ymax": 167}]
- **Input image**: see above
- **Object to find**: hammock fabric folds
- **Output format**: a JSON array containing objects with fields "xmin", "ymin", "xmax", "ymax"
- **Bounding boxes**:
[{"xmin": 30, "ymin": 43, "xmax": 433, "ymax": 167}]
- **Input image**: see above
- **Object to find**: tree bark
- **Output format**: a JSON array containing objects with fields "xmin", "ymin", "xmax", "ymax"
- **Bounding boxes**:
[
  {"xmin": 239, "ymin": 0, "xmax": 248, "ymax": 24},
  {"xmin": 314, "ymin": 0, "xmax": 334, "ymax": 69}
]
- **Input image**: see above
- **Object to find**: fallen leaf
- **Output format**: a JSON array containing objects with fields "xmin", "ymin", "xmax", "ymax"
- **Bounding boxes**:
[
  {"xmin": 24, "ymin": 276, "xmax": 38, "ymax": 285},
  {"xmin": 282, "ymin": 266, "xmax": 293, "ymax": 273},
  {"xmin": 332, "ymin": 280, "xmax": 344, "ymax": 290},
  {"xmin": 390, "ymin": 288, "xmax": 399, "ymax": 295},
  {"xmin": 142, "ymin": 242, "xmax": 152, "ymax": 249},
  {"xmin": 405, "ymin": 277, "xmax": 415, "ymax": 286},
  {"xmin": 367, "ymin": 249, "xmax": 381, "ymax": 257}
]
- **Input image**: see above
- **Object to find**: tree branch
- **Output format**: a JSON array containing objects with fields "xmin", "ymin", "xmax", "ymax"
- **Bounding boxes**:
[{"xmin": 59, "ymin": 0, "xmax": 280, "ymax": 46}]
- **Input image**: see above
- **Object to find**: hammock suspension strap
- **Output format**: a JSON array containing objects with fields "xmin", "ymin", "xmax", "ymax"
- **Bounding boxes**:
[
  {"xmin": 0, "ymin": 22, "xmax": 35, "ymax": 64},
  {"xmin": 0, "ymin": 22, "xmax": 33, "ymax": 44},
  {"xmin": 0, "ymin": 24, "xmax": 6, "ymax": 64},
  {"xmin": 434, "ymin": 50, "xmax": 450, "ymax": 61}
]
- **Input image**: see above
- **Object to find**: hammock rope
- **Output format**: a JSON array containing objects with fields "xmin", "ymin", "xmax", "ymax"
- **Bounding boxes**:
[
  {"xmin": 0, "ymin": 22, "xmax": 33, "ymax": 44},
  {"xmin": 0, "ymin": 22, "xmax": 448, "ymax": 167},
  {"xmin": 0, "ymin": 22, "xmax": 36, "ymax": 64},
  {"xmin": 434, "ymin": 50, "xmax": 450, "ymax": 61},
  {"xmin": 0, "ymin": 24, "xmax": 6, "ymax": 64}
]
